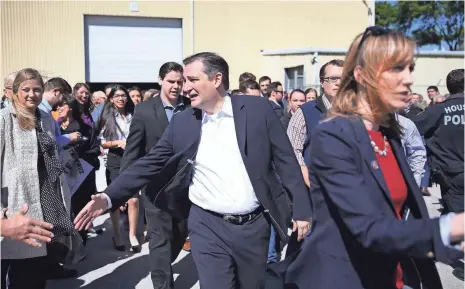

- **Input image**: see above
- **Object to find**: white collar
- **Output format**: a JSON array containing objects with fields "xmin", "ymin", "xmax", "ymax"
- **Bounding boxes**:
[
  {"xmin": 270, "ymin": 99, "xmax": 280, "ymax": 107},
  {"xmin": 202, "ymin": 96, "xmax": 233, "ymax": 123}
]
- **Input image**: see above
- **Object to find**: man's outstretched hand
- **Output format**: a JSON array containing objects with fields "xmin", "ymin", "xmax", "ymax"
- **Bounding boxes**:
[
  {"xmin": 1, "ymin": 204, "xmax": 54, "ymax": 247},
  {"xmin": 74, "ymin": 194, "xmax": 109, "ymax": 231}
]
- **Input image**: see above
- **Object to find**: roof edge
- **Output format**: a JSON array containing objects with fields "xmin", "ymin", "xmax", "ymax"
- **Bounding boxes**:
[{"xmin": 260, "ymin": 48, "xmax": 464, "ymax": 57}]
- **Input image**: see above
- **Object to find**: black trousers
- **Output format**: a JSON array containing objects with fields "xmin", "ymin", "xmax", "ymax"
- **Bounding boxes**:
[
  {"xmin": 141, "ymin": 193, "xmax": 188, "ymax": 289},
  {"xmin": 188, "ymin": 205, "xmax": 270, "ymax": 289},
  {"xmin": 1, "ymin": 256, "xmax": 47, "ymax": 289},
  {"xmin": 438, "ymin": 172, "xmax": 464, "ymax": 214}
]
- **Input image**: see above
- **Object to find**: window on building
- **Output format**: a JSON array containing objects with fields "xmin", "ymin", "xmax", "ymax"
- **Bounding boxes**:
[{"xmin": 285, "ymin": 65, "xmax": 305, "ymax": 91}]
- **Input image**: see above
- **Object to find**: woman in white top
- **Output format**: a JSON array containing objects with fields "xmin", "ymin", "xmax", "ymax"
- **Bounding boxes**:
[{"xmin": 97, "ymin": 85, "xmax": 140, "ymax": 252}]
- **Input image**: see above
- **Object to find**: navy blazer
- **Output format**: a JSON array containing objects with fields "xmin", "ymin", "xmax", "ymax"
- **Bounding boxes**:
[
  {"xmin": 283, "ymin": 116, "xmax": 462, "ymax": 289},
  {"xmin": 105, "ymin": 95, "xmax": 312, "ymax": 246}
]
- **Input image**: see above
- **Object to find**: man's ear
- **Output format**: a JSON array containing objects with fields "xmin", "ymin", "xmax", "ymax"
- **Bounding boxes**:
[{"xmin": 213, "ymin": 72, "xmax": 223, "ymax": 89}]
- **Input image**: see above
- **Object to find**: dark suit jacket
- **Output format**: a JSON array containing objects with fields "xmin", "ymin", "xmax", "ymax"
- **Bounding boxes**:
[
  {"xmin": 119, "ymin": 96, "xmax": 189, "ymax": 213},
  {"xmin": 269, "ymin": 100, "xmax": 284, "ymax": 118},
  {"xmin": 106, "ymin": 95, "xmax": 312, "ymax": 246},
  {"xmin": 400, "ymin": 105, "xmax": 423, "ymax": 120},
  {"xmin": 120, "ymin": 96, "xmax": 170, "ymax": 171},
  {"xmin": 284, "ymin": 116, "xmax": 462, "ymax": 289},
  {"xmin": 300, "ymin": 96, "xmax": 328, "ymax": 166}
]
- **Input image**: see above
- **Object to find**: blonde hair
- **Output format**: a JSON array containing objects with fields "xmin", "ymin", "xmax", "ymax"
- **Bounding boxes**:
[
  {"xmin": 330, "ymin": 29, "xmax": 416, "ymax": 136},
  {"xmin": 92, "ymin": 90, "xmax": 106, "ymax": 101},
  {"xmin": 11, "ymin": 68, "xmax": 44, "ymax": 130}
]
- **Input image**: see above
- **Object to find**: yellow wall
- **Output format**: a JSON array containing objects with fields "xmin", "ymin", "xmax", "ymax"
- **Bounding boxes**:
[
  {"xmin": 194, "ymin": 1, "xmax": 367, "ymax": 89},
  {"xmin": 262, "ymin": 52, "xmax": 464, "ymax": 98},
  {"xmin": 412, "ymin": 55, "xmax": 464, "ymax": 96},
  {"xmin": 1, "ymin": 0, "xmax": 192, "ymax": 85},
  {"xmin": 262, "ymin": 53, "xmax": 346, "ymax": 90},
  {"xmin": 1, "ymin": 0, "xmax": 368, "ymax": 87}
]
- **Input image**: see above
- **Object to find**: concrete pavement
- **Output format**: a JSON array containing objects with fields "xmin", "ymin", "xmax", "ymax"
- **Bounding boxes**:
[{"xmin": 47, "ymin": 185, "xmax": 463, "ymax": 289}]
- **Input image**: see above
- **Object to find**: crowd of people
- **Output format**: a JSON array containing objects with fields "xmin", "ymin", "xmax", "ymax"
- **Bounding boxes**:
[{"xmin": 1, "ymin": 25, "xmax": 464, "ymax": 289}]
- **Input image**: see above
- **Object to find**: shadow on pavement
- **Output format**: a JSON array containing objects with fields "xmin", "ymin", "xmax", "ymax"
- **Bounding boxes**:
[
  {"xmin": 173, "ymin": 253, "xmax": 198, "ymax": 289},
  {"xmin": 80, "ymin": 254, "xmax": 149, "ymax": 289}
]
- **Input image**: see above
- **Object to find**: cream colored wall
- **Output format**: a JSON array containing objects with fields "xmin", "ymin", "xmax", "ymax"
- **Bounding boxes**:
[
  {"xmin": 262, "ymin": 53, "xmax": 346, "ymax": 91},
  {"xmin": 1, "ymin": 0, "xmax": 368, "ymax": 88},
  {"xmin": 411, "ymin": 55, "xmax": 464, "ymax": 97},
  {"xmin": 1, "ymin": 1, "xmax": 192, "ymax": 85},
  {"xmin": 263, "ymin": 53, "xmax": 464, "ymax": 97},
  {"xmin": 193, "ymin": 1, "xmax": 368, "ymax": 89}
]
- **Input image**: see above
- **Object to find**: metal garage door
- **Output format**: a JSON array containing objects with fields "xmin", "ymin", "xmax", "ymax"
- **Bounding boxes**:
[{"xmin": 85, "ymin": 15, "xmax": 183, "ymax": 83}]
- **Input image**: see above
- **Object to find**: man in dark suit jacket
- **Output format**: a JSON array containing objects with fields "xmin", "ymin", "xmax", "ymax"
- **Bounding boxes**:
[
  {"xmin": 267, "ymin": 81, "xmax": 285, "ymax": 118},
  {"xmin": 119, "ymin": 62, "xmax": 189, "ymax": 289},
  {"xmin": 75, "ymin": 52, "xmax": 312, "ymax": 289}
]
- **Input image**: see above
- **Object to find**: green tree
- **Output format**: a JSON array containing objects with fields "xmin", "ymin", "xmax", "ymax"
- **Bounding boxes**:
[{"xmin": 375, "ymin": 1, "xmax": 464, "ymax": 51}]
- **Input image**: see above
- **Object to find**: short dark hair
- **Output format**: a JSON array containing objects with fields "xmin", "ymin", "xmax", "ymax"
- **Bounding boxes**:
[
  {"xmin": 266, "ymin": 81, "xmax": 283, "ymax": 98},
  {"xmin": 239, "ymin": 72, "xmax": 256, "ymax": 84},
  {"xmin": 259, "ymin": 76, "xmax": 271, "ymax": 84},
  {"xmin": 104, "ymin": 84, "xmax": 117, "ymax": 92},
  {"xmin": 427, "ymin": 85, "xmax": 439, "ymax": 92},
  {"xmin": 230, "ymin": 89, "xmax": 241, "ymax": 96},
  {"xmin": 319, "ymin": 59, "xmax": 344, "ymax": 80},
  {"xmin": 304, "ymin": 87, "xmax": 318, "ymax": 97},
  {"xmin": 289, "ymin": 89, "xmax": 306, "ymax": 100},
  {"xmin": 183, "ymin": 52, "xmax": 229, "ymax": 90},
  {"xmin": 239, "ymin": 79, "xmax": 260, "ymax": 94},
  {"xmin": 44, "ymin": 77, "xmax": 72, "ymax": 94},
  {"xmin": 446, "ymin": 69, "xmax": 464, "ymax": 94},
  {"xmin": 159, "ymin": 62, "xmax": 183, "ymax": 80},
  {"xmin": 128, "ymin": 86, "xmax": 141, "ymax": 94}
]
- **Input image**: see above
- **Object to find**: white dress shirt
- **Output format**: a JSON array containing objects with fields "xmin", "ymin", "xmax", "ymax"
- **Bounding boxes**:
[
  {"xmin": 189, "ymin": 96, "xmax": 259, "ymax": 214},
  {"xmin": 104, "ymin": 97, "xmax": 259, "ymax": 213}
]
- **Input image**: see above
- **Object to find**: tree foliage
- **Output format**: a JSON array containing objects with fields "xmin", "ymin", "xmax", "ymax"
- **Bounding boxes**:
[{"xmin": 375, "ymin": 1, "xmax": 464, "ymax": 50}]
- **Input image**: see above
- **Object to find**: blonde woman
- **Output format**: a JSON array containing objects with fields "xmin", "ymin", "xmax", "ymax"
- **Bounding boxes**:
[
  {"xmin": 285, "ymin": 27, "xmax": 464, "ymax": 289},
  {"xmin": 0, "ymin": 68, "xmax": 83, "ymax": 289}
]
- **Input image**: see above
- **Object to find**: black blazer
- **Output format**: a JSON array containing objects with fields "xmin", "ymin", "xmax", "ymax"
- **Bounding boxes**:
[
  {"xmin": 119, "ymin": 96, "xmax": 189, "ymax": 206},
  {"xmin": 269, "ymin": 100, "xmax": 284, "ymax": 118},
  {"xmin": 283, "ymin": 116, "xmax": 462, "ymax": 289},
  {"xmin": 105, "ymin": 95, "xmax": 312, "ymax": 245},
  {"xmin": 120, "ymin": 96, "xmax": 170, "ymax": 169}
]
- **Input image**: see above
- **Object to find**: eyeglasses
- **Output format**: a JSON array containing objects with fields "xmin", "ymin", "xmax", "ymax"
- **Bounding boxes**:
[
  {"xmin": 355, "ymin": 26, "xmax": 390, "ymax": 57},
  {"xmin": 113, "ymin": 94, "xmax": 127, "ymax": 99},
  {"xmin": 322, "ymin": 77, "xmax": 341, "ymax": 83}
]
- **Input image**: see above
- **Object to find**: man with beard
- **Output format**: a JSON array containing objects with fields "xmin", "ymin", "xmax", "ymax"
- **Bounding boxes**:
[{"xmin": 117, "ymin": 62, "xmax": 190, "ymax": 289}]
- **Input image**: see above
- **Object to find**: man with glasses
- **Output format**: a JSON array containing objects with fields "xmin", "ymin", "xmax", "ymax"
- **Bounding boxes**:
[
  {"xmin": 1, "ymin": 72, "xmax": 16, "ymax": 109},
  {"xmin": 285, "ymin": 59, "xmax": 344, "ymax": 255},
  {"xmin": 267, "ymin": 81, "xmax": 285, "ymax": 118}
]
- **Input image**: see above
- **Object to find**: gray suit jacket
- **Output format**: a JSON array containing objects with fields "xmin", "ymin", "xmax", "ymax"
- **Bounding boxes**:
[{"xmin": 0, "ymin": 106, "xmax": 72, "ymax": 260}]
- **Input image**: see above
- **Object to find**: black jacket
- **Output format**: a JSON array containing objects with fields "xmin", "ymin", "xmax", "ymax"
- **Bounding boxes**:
[
  {"xmin": 106, "ymin": 96, "xmax": 312, "ymax": 247},
  {"xmin": 119, "ymin": 96, "xmax": 190, "ymax": 205},
  {"xmin": 413, "ymin": 93, "xmax": 464, "ymax": 175}
]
